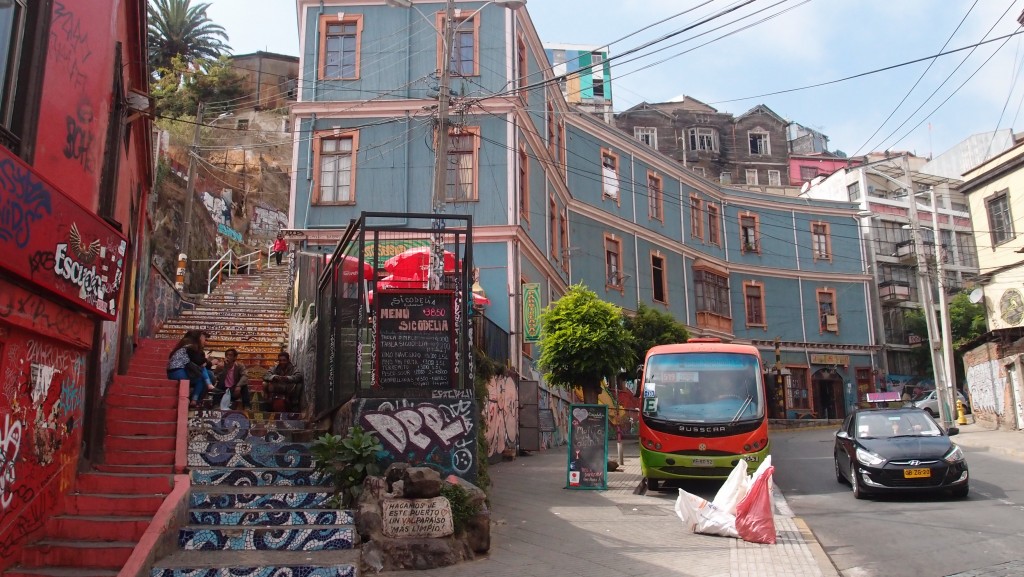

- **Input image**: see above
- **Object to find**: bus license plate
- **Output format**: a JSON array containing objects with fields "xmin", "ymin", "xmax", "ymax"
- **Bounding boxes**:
[
  {"xmin": 692, "ymin": 458, "xmax": 714, "ymax": 467},
  {"xmin": 903, "ymin": 468, "xmax": 930, "ymax": 479}
]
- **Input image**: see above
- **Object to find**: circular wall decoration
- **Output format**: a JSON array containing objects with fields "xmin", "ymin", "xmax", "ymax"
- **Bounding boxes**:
[{"xmin": 1000, "ymin": 288, "xmax": 1024, "ymax": 325}]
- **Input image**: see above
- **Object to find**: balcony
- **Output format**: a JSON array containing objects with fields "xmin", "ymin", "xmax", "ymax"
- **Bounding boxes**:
[
  {"xmin": 894, "ymin": 240, "xmax": 939, "ymax": 265},
  {"xmin": 878, "ymin": 280, "xmax": 911, "ymax": 305}
]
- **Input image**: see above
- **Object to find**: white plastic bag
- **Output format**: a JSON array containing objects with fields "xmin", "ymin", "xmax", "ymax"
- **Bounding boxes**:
[
  {"xmin": 675, "ymin": 488, "xmax": 739, "ymax": 538},
  {"xmin": 219, "ymin": 389, "xmax": 232, "ymax": 411},
  {"xmin": 711, "ymin": 459, "xmax": 749, "ymax": 516}
]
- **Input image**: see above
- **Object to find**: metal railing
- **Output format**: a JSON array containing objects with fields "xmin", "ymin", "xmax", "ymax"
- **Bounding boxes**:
[{"xmin": 206, "ymin": 247, "xmax": 267, "ymax": 294}]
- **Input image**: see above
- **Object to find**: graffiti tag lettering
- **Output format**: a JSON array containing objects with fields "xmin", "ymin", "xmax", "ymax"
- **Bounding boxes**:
[
  {"xmin": 0, "ymin": 159, "xmax": 53, "ymax": 249},
  {"xmin": 0, "ymin": 414, "xmax": 23, "ymax": 510}
]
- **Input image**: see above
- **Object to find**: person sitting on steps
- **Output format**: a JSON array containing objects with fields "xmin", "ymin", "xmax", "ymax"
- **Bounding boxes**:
[
  {"xmin": 263, "ymin": 351, "xmax": 303, "ymax": 413},
  {"xmin": 167, "ymin": 329, "xmax": 215, "ymax": 409},
  {"xmin": 215, "ymin": 348, "xmax": 250, "ymax": 410}
]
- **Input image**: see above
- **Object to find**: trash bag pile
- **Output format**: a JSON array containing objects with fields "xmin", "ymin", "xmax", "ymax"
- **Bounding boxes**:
[{"xmin": 673, "ymin": 456, "xmax": 776, "ymax": 544}]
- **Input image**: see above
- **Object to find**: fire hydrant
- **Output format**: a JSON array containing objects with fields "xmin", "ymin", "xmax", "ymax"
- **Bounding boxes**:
[{"xmin": 956, "ymin": 399, "xmax": 968, "ymax": 425}]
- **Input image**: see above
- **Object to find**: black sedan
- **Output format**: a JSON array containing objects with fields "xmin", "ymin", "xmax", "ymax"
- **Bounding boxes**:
[{"xmin": 833, "ymin": 407, "xmax": 969, "ymax": 499}]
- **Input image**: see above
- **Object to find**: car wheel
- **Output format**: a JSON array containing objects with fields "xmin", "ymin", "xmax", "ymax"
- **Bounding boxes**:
[
  {"xmin": 850, "ymin": 462, "xmax": 867, "ymax": 499},
  {"xmin": 951, "ymin": 484, "xmax": 969, "ymax": 499},
  {"xmin": 646, "ymin": 478, "xmax": 660, "ymax": 491},
  {"xmin": 834, "ymin": 455, "xmax": 845, "ymax": 484}
]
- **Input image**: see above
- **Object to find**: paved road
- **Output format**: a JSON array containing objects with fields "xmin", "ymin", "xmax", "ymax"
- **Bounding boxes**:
[{"xmin": 771, "ymin": 428, "xmax": 1024, "ymax": 577}]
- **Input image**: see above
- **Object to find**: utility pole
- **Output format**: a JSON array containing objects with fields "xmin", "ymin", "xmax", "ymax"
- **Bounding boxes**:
[
  {"xmin": 428, "ymin": 0, "xmax": 456, "ymax": 290},
  {"xmin": 929, "ymin": 187, "xmax": 956, "ymax": 429},
  {"xmin": 181, "ymin": 100, "xmax": 204, "ymax": 280}
]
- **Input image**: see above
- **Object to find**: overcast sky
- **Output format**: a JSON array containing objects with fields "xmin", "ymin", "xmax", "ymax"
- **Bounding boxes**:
[{"xmin": 206, "ymin": 0, "xmax": 1024, "ymax": 159}]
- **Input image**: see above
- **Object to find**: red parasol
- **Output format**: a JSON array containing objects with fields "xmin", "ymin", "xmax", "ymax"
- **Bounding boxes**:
[
  {"xmin": 327, "ymin": 254, "xmax": 374, "ymax": 281},
  {"xmin": 383, "ymin": 246, "xmax": 457, "ymax": 277},
  {"xmin": 378, "ymin": 274, "xmax": 425, "ymax": 290},
  {"xmin": 471, "ymin": 292, "xmax": 491, "ymax": 307}
]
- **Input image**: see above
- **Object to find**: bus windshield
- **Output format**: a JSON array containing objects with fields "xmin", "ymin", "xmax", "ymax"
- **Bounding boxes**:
[{"xmin": 643, "ymin": 351, "xmax": 764, "ymax": 423}]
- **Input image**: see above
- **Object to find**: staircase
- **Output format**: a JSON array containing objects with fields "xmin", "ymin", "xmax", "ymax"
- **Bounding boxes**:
[
  {"xmin": 149, "ymin": 410, "xmax": 359, "ymax": 576},
  {"xmin": 3, "ymin": 338, "xmax": 178, "ymax": 577},
  {"xmin": 156, "ymin": 265, "xmax": 293, "ymax": 383}
]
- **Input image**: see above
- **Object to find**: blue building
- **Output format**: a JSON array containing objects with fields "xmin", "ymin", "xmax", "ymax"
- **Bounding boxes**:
[{"xmin": 289, "ymin": 0, "xmax": 879, "ymax": 419}]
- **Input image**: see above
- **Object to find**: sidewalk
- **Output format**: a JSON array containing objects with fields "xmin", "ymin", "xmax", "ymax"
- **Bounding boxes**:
[
  {"xmin": 377, "ymin": 440, "xmax": 838, "ymax": 577},
  {"xmin": 950, "ymin": 420, "xmax": 1024, "ymax": 461}
]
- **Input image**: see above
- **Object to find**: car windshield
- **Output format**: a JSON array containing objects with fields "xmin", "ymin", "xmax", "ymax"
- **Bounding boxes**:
[
  {"xmin": 855, "ymin": 412, "xmax": 942, "ymax": 439},
  {"xmin": 910, "ymin": 390, "xmax": 933, "ymax": 402}
]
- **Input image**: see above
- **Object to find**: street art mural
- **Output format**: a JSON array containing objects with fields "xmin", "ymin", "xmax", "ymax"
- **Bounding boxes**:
[
  {"xmin": 0, "ymin": 324, "xmax": 88, "ymax": 566},
  {"xmin": 140, "ymin": 265, "xmax": 187, "ymax": 338},
  {"xmin": 539, "ymin": 384, "xmax": 571, "ymax": 449},
  {"xmin": 484, "ymin": 375, "xmax": 517, "ymax": 459},
  {"xmin": 356, "ymin": 398, "xmax": 477, "ymax": 482}
]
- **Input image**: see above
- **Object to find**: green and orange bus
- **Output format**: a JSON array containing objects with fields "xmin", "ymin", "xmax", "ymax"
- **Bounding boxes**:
[{"xmin": 636, "ymin": 338, "xmax": 769, "ymax": 488}]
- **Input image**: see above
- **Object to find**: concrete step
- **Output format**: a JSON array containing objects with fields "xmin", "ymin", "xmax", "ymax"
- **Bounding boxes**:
[
  {"xmin": 106, "ymin": 419, "xmax": 176, "ymax": 438},
  {"xmin": 18, "ymin": 541, "xmax": 134, "ymax": 570},
  {"xmin": 106, "ymin": 405, "xmax": 176, "ymax": 424},
  {"xmin": 75, "ymin": 472, "xmax": 174, "ymax": 495},
  {"xmin": 150, "ymin": 549, "xmax": 358, "ymax": 577},
  {"xmin": 106, "ymin": 392, "xmax": 177, "ymax": 410},
  {"xmin": 64, "ymin": 493, "xmax": 166, "ymax": 516},
  {"xmin": 93, "ymin": 463, "xmax": 176, "ymax": 475},
  {"xmin": 103, "ymin": 449, "xmax": 175, "ymax": 467},
  {"xmin": 3, "ymin": 566, "xmax": 119, "ymax": 577},
  {"xmin": 189, "ymin": 467, "xmax": 327, "ymax": 487},
  {"xmin": 178, "ymin": 525, "xmax": 355, "ymax": 551},
  {"xmin": 104, "ymin": 434, "xmax": 176, "ymax": 453},
  {"xmin": 45, "ymin": 514, "xmax": 152, "ymax": 542}
]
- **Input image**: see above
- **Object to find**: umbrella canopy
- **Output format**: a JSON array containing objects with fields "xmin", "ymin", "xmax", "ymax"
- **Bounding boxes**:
[
  {"xmin": 383, "ymin": 246, "xmax": 457, "ymax": 277},
  {"xmin": 327, "ymin": 254, "xmax": 374, "ymax": 281},
  {"xmin": 471, "ymin": 292, "xmax": 491, "ymax": 307},
  {"xmin": 378, "ymin": 274, "xmax": 425, "ymax": 291}
]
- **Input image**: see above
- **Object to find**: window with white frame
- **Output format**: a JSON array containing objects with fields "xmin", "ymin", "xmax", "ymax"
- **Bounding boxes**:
[
  {"xmin": 634, "ymin": 126, "xmax": 657, "ymax": 149},
  {"xmin": 749, "ymin": 131, "xmax": 770, "ymax": 155},
  {"xmin": 601, "ymin": 149, "xmax": 619, "ymax": 200},
  {"xmin": 688, "ymin": 127, "xmax": 718, "ymax": 152},
  {"xmin": 745, "ymin": 169, "xmax": 758, "ymax": 185},
  {"xmin": 720, "ymin": 172, "xmax": 732, "ymax": 184},
  {"xmin": 767, "ymin": 170, "xmax": 781, "ymax": 186},
  {"xmin": 692, "ymin": 166, "xmax": 705, "ymax": 177}
]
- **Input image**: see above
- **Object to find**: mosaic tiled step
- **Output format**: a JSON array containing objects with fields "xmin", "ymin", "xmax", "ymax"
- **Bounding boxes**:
[
  {"xmin": 190, "ymin": 467, "xmax": 327, "ymax": 487},
  {"xmin": 150, "ymin": 549, "xmax": 359, "ymax": 577},
  {"xmin": 179, "ymin": 525, "xmax": 355, "ymax": 551},
  {"xmin": 189, "ymin": 488, "xmax": 332, "ymax": 510},
  {"xmin": 188, "ymin": 427, "xmax": 317, "ymax": 444},
  {"xmin": 188, "ymin": 508, "xmax": 353, "ymax": 526},
  {"xmin": 186, "ymin": 442, "xmax": 312, "ymax": 468},
  {"xmin": 188, "ymin": 411, "xmax": 305, "ymax": 428}
]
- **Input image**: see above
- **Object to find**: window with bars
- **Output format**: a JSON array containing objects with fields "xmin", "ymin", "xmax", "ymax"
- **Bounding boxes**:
[
  {"xmin": 314, "ymin": 132, "xmax": 357, "ymax": 204},
  {"xmin": 694, "ymin": 269, "xmax": 730, "ymax": 316},
  {"xmin": 320, "ymin": 15, "xmax": 361, "ymax": 79}
]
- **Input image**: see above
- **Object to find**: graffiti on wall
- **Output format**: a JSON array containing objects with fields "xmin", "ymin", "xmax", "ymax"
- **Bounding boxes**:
[
  {"xmin": 251, "ymin": 205, "xmax": 287, "ymax": 238},
  {"xmin": 966, "ymin": 360, "xmax": 1003, "ymax": 414},
  {"xmin": 139, "ymin": 265, "xmax": 185, "ymax": 338},
  {"xmin": 485, "ymin": 375, "xmax": 517, "ymax": 459},
  {"xmin": 0, "ymin": 414, "xmax": 22, "ymax": 510},
  {"xmin": 356, "ymin": 398, "xmax": 477, "ymax": 482},
  {"xmin": 539, "ymin": 384, "xmax": 570, "ymax": 449}
]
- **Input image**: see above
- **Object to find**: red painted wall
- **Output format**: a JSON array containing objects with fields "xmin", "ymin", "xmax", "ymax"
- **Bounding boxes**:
[{"xmin": 0, "ymin": 278, "xmax": 93, "ymax": 568}]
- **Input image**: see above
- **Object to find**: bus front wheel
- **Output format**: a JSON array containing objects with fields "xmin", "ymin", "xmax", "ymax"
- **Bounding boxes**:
[{"xmin": 646, "ymin": 478, "xmax": 661, "ymax": 491}]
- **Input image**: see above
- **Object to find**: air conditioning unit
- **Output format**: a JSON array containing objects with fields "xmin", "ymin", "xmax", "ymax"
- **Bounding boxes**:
[{"xmin": 825, "ymin": 314, "xmax": 839, "ymax": 331}]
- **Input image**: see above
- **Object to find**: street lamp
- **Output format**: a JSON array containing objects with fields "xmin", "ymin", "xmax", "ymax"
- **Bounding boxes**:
[{"xmin": 386, "ymin": 0, "xmax": 525, "ymax": 289}]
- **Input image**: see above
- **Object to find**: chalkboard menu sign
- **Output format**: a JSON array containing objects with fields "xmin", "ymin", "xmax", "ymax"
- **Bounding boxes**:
[
  {"xmin": 566, "ymin": 404, "xmax": 608, "ymax": 490},
  {"xmin": 375, "ymin": 290, "xmax": 456, "ymax": 389}
]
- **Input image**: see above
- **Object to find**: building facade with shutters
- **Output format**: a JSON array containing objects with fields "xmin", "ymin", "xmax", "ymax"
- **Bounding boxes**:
[{"xmin": 290, "ymin": 0, "xmax": 880, "ymax": 420}]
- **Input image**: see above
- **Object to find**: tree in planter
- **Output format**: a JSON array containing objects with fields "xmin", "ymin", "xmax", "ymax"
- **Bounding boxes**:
[
  {"xmin": 311, "ymin": 426, "xmax": 384, "ymax": 508},
  {"xmin": 537, "ymin": 284, "xmax": 635, "ymax": 404}
]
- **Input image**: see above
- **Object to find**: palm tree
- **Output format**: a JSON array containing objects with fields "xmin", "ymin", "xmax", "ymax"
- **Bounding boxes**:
[{"xmin": 148, "ymin": 0, "xmax": 230, "ymax": 73}]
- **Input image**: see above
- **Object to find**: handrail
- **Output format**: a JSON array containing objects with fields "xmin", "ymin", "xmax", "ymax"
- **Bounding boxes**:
[{"xmin": 206, "ymin": 245, "xmax": 270, "ymax": 293}]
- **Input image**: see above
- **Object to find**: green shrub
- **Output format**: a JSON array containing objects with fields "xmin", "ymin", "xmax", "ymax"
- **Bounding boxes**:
[
  {"xmin": 311, "ymin": 425, "xmax": 384, "ymax": 507},
  {"xmin": 440, "ymin": 482, "xmax": 481, "ymax": 534}
]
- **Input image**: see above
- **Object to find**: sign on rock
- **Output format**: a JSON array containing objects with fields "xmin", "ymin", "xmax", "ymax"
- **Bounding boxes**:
[{"xmin": 382, "ymin": 497, "xmax": 455, "ymax": 538}]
